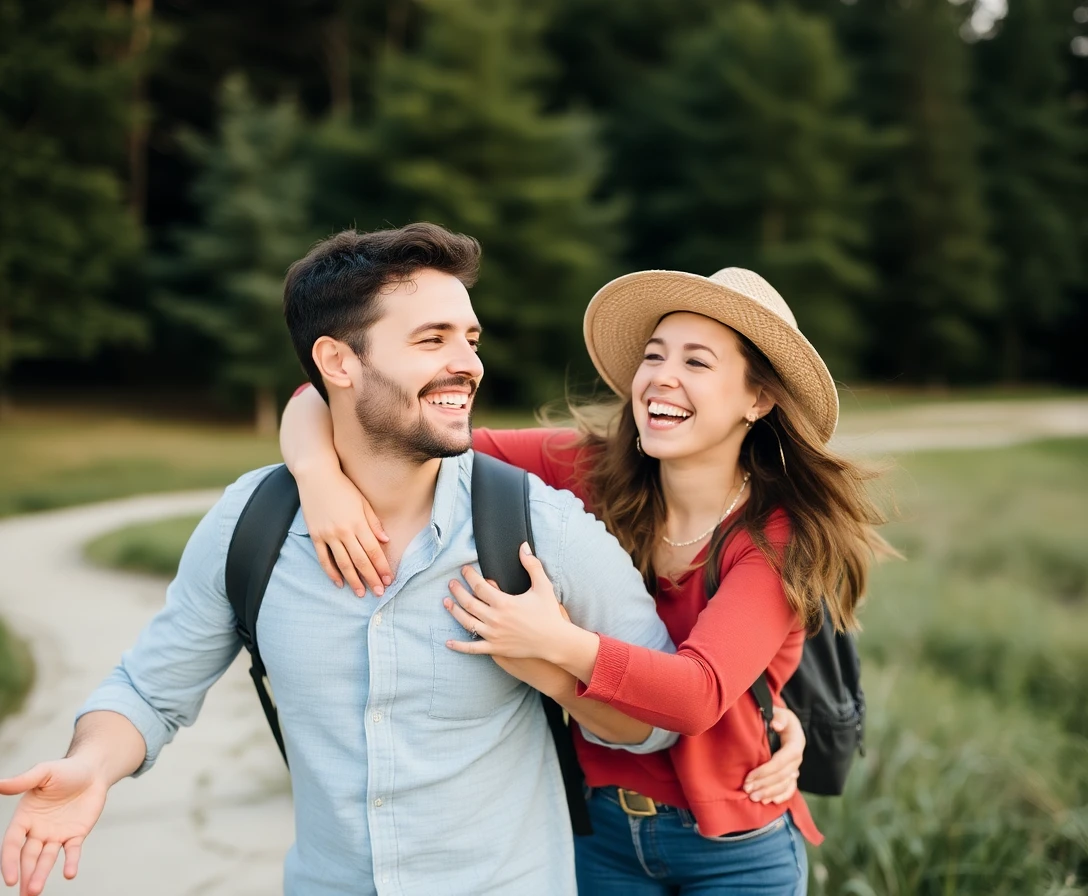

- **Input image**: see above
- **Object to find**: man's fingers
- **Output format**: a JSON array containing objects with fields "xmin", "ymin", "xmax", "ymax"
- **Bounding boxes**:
[
  {"xmin": 20, "ymin": 838, "xmax": 43, "ymax": 896},
  {"xmin": 747, "ymin": 763, "xmax": 798, "ymax": 794},
  {"xmin": 2, "ymin": 820, "xmax": 28, "ymax": 886},
  {"xmin": 0, "ymin": 766, "xmax": 47, "ymax": 797},
  {"xmin": 328, "ymin": 541, "xmax": 366, "ymax": 597},
  {"xmin": 756, "ymin": 770, "xmax": 799, "ymax": 804},
  {"xmin": 61, "ymin": 839, "xmax": 83, "ymax": 881},
  {"xmin": 745, "ymin": 747, "xmax": 801, "ymax": 788},
  {"xmin": 27, "ymin": 841, "xmax": 60, "ymax": 896},
  {"xmin": 313, "ymin": 542, "xmax": 345, "ymax": 589}
]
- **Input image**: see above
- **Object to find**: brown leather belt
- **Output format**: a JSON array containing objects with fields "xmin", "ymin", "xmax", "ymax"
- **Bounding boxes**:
[{"xmin": 616, "ymin": 788, "xmax": 662, "ymax": 817}]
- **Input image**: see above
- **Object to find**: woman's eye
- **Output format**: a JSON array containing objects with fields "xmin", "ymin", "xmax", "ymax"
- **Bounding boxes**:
[
  {"xmin": 469, "ymin": 340, "xmax": 481, "ymax": 352},
  {"xmin": 643, "ymin": 353, "xmax": 664, "ymax": 362},
  {"xmin": 687, "ymin": 358, "xmax": 709, "ymax": 369}
]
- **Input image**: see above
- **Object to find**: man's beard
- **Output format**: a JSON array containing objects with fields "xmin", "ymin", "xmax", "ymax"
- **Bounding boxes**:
[{"xmin": 354, "ymin": 363, "xmax": 475, "ymax": 463}]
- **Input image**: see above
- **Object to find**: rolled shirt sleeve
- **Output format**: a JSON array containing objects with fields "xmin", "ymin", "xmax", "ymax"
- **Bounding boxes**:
[
  {"xmin": 525, "ymin": 474, "xmax": 678, "ymax": 753},
  {"xmin": 76, "ymin": 483, "xmax": 249, "ymax": 774}
]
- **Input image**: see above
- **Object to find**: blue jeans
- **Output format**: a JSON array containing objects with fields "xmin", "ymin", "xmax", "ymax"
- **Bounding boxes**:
[{"xmin": 574, "ymin": 787, "xmax": 808, "ymax": 895}]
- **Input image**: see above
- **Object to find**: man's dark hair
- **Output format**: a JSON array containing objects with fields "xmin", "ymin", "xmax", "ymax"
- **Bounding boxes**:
[{"xmin": 283, "ymin": 223, "xmax": 481, "ymax": 400}]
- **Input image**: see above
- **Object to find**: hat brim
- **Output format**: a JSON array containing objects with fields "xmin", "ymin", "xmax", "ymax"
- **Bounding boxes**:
[{"xmin": 583, "ymin": 270, "xmax": 839, "ymax": 443}]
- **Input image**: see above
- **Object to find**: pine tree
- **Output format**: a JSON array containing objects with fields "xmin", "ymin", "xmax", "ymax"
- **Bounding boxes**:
[
  {"xmin": 837, "ymin": 0, "xmax": 998, "ymax": 383},
  {"xmin": 975, "ymin": 0, "xmax": 1085, "ymax": 381},
  {"xmin": 308, "ymin": 0, "xmax": 619, "ymax": 406},
  {"xmin": 612, "ymin": 3, "xmax": 873, "ymax": 375},
  {"xmin": 158, "ymin": 75, "xmax": 312, "ymax": 433},
  {"xmin": 0, "ymin": 0, "xmax": 145, "ymax": 415}
]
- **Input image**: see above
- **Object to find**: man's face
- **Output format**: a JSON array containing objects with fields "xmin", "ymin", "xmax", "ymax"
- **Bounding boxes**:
[{"xmin": 353, "ymin": 269, "xmax": 484, "ymax": 462}]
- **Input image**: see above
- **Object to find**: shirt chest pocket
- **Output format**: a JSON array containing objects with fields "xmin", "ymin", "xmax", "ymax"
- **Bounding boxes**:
[{"xmin": 428, "ymin": 626, "xmax": 524, "ymax": 721}]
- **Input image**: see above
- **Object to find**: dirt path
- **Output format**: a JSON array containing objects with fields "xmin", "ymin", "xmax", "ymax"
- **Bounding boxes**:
[
  {"xmin": 0, "ymin": 397, "xmax": 1085, "ymax": 895},
  {"xmin": 0, "ymin": 492, "xmax": 291, "ymax": 895}
]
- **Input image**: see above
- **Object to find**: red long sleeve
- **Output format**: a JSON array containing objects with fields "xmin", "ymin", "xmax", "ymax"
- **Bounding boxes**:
[{"xmin": 577, "ymin": 514, "xmax": 802, "ymax": 736}]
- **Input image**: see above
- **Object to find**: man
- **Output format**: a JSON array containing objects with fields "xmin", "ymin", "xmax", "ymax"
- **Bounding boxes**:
[{"xmin": 0, "ymin": 224, "xmax": 676, "ymax": 896}]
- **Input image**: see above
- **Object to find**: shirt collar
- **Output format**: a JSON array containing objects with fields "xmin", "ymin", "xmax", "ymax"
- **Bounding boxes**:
[{"xmin": 429, "ymin": 454, "xmax": 465, "ymax": 544}]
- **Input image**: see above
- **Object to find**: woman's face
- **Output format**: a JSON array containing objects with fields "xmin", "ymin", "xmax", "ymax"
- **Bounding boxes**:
[{"xmin": 630, "ymin": 312, "xmax": 766, "ymax": 463}]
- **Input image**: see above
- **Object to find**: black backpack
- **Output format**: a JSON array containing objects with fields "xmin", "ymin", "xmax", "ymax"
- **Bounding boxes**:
[
  {"xmin": 707, "ymin": 575, "xmax": 865, "ymax": 796},
  {"xmin": 224, "ymin": 456, "xmax": 591, "ymax": 835}
]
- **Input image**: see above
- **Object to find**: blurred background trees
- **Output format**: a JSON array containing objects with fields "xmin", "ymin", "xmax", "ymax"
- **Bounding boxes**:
[{"xmin": 2, "ymin": 0, "xmax": 1086, "ymax": 421}]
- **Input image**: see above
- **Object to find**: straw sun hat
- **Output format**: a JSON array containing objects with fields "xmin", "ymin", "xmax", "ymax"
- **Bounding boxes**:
[{"xmin": 583, "ymin": 268, "xmax": 839, "ymax": 443}]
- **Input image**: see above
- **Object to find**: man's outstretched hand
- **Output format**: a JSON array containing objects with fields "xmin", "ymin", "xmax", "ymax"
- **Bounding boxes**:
[{"xmin": 0, "ymin": 759, "xmax": 107, "ymax": 896}]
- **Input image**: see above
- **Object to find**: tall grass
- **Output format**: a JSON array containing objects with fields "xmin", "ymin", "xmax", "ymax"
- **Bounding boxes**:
[
  {"xmin": 820, "ymin": 438, "xmax": 1088, "ymax": 892},
  {"xmin": 810, "ymin": 667, "xmax": 1088, "ymax": 895}
]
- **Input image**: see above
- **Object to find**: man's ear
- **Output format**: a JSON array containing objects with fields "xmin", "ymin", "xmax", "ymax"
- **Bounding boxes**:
[{"xmin": 312, "ymin": 337, "xmax": 359, "ymax": 391}]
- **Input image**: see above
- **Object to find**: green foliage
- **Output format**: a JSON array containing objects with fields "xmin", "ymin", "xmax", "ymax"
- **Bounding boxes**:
[
  {"xmin": 0, "ymin": 616, "xmax": 33, "ymax": 723},
  {"xmin": 157, "ymin": 75, "xmax": 312, "ymax": 431},
  {"xmin": 975, "ymin": 0, "xmax": 1086, "ymax": 380},
  {"xmin": 612, "ymin": 2, "xmax": 873, "ymax": 374},
  {"xmin": 813, "ymin": 438, "xmax": 1088, "ymax": 892},
  {"xmin": 843, "ymin": 0, "xmax": 998, "ymax": 382},
  {"xmin": 810, "ymin": 666, "xmax": 1088, "ymax": 896},
  {"xmin": 0, "ymin": 0, "xmax": 146, "ymax": 396},
  {"xmin": 85, "ymin": 514, "xmax": 203, "ymax": 577},
  {"xmin": 308, "ymin": 0, "xmax": 619, "ymax": 404}
]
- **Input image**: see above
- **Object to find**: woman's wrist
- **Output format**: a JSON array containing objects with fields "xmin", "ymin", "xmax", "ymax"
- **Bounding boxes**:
[
  {"xmin": 289, "ymin": 447, "xmax": 343, "ymax": 483},
  {"xmin": 549, "ymin": 622, "xmax": 600, "ymax": 684}
]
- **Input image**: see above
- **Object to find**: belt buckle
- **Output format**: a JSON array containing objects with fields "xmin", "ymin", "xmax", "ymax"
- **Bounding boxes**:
[{"xmin": 617, "ymin": 788, "xmax": 657, "ymax": 817}]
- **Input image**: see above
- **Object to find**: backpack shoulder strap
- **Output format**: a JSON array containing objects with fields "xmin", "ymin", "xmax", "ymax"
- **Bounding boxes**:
[
  {"xmin": 225, "ymin": 464, "xmax": 300, "ymax": 766},
  {"xmin": 471, "ymin": 453, "xmax": 592, "ymax": 836},
  {"xmin": 749, "ymin": 674, "xmax": 781, "ymax": 753},
  {"xmin": 471, "ymin": 453, "xmax": 534, "ymax": 592}
]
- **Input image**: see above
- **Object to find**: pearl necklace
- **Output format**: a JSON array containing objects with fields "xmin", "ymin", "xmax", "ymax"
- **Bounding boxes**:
[{"xmin": 661, "ymin": 473, "xmax": 751, "ymax": 548}]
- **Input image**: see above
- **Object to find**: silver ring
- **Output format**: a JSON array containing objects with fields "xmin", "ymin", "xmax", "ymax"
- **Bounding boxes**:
[{"xmin": 470, "ymin": 627, "xmax": 479, "ymax": 639}]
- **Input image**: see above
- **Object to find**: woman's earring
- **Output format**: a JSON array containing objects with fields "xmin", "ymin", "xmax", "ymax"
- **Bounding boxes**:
[
  {"xmin": 744, "ymin": 416, "xmax": 754, "ymax": 429},
  {"xmin": 636, "ymin": 436, "xmax": 644, "ymax": 456}
]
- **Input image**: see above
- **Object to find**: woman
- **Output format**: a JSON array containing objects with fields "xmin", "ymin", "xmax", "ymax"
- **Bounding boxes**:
[{"xmin": 281, "ymin": 266, "xmax": 892, "ymax": 894}]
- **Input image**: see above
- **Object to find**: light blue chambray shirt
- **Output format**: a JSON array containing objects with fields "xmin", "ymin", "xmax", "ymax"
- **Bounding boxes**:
[{"xmin": 79, "ymin": 452, "xmax": 676, "ymax": 896}]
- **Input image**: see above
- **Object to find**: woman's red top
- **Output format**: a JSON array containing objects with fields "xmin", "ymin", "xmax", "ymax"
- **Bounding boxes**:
[{"xmin": 473, "ymin": 427, "xmax": 822, "ymax": 844}]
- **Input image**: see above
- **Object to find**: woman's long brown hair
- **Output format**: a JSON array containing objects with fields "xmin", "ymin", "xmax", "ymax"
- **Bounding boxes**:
[{"xmin": 565, "ymin": 329, "xmax": 896, "ymax": 634}]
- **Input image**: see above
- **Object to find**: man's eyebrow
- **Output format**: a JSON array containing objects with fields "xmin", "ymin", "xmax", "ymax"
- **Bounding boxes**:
[
  {"xmin": 644, "ymin": 337, "xmax": 718, "ymax": 359},
  {"xmin": 408, "ymin": 322, "xmax": 483, "ymax": 338}
]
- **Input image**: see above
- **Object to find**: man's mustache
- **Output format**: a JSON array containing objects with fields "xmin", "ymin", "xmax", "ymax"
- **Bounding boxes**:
[{"xmin": 418, "ymin": 376, "xmax": 478, "ymax": 399}]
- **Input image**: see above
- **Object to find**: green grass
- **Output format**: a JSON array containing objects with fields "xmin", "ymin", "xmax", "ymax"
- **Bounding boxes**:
[
  {"xmin": 84, "ymin": 514, "xmax": 205, "ymax": 577},
  {"xmin": 0, "ymin": 408, "xmax": 284, "ymax": 517},
  {"xmin": 0, "ymin": 617, "xmax": 34, "ymax": 723},
  {"xmin": 0, "ymin": 405, "xmax": 540, "ymax": 519},
  {"xmin": 809, "ymin": 437, "xmax": 1088, "ymax": 893}
]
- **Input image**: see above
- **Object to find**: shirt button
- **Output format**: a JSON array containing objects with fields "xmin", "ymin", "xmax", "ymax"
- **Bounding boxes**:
[
  {"xmin": 382, "ymin": 875, "xmax": 390, "ymax": 883},
  {"xmin": 372, "ymin": 711, "xmax": 382, "ymax": 723},
  {"xmin": 373, "ymin": 612, "xmax": 382, "ymax": 626},
  {"xmin": 374, "ymin": 797, "xmax": 383, "ymax": 808}
]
